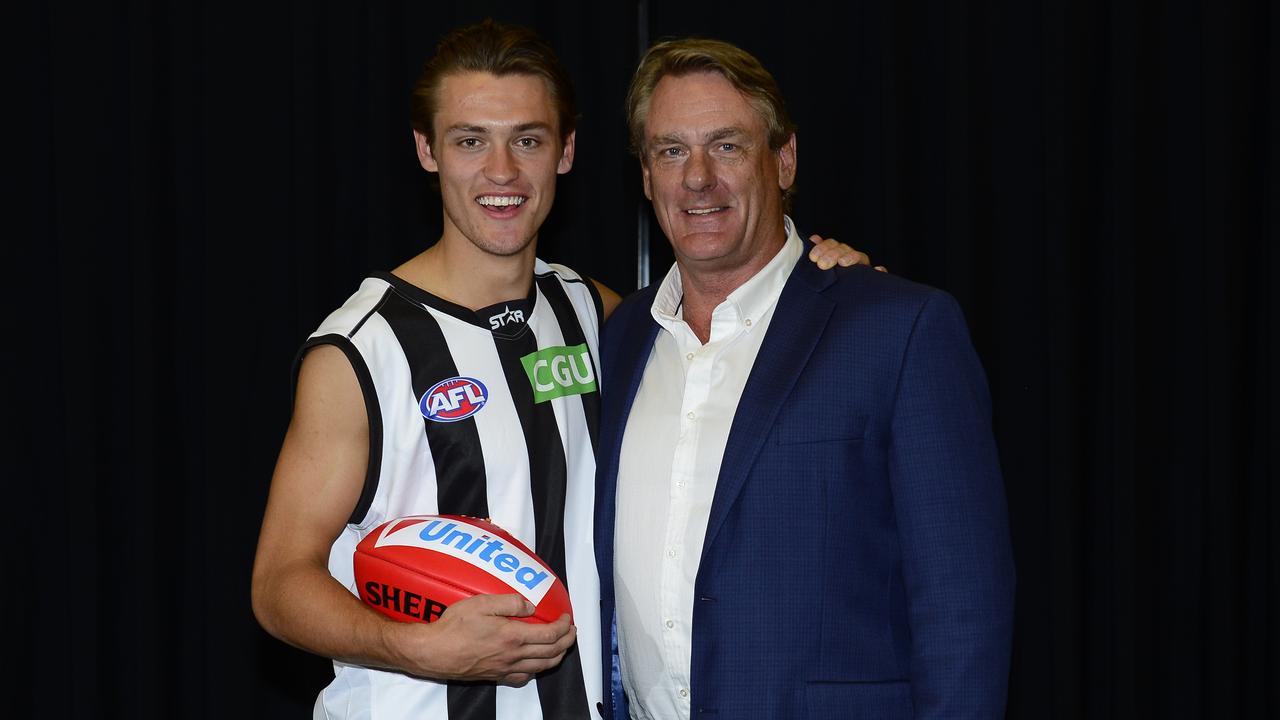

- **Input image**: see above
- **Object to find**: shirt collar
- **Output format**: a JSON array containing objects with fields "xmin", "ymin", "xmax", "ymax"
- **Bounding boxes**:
[{"xmin": 650, "ymin": 216, "xmax": 803, "ymax": 337}]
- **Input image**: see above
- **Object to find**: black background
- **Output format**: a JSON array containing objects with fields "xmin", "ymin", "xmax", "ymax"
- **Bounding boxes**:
[{"xmin": 15, "ymin": 0, "xmax": 1277, "ymax": 717}]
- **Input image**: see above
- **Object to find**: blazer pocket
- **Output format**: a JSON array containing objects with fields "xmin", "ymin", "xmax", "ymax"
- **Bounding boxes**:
[
  {"xmin": 804, "ymin": 680, "xmax": 912, "ymax": 720},
  {"xmin": 774, "ymin": 414, "xmax": 868, "ymax": 446}
]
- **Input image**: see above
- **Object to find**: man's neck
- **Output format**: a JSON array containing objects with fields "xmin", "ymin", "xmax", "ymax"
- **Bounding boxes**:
[
  {"xmin": 393, "ymin": 236, "xmax": 536, "ymax": 310},
  {"xmin": 677, "ymin": 233, "xmax": 787, "ymax": 344}
]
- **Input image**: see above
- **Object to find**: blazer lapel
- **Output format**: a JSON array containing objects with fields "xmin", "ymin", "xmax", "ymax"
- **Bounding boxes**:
[
  {"xmin": 600, "ymin": 310, "xmax": 661, "ymax": 472},
  {"xmin": 699, "ymin": 257, "xmax": 836, "ymax": 565}
]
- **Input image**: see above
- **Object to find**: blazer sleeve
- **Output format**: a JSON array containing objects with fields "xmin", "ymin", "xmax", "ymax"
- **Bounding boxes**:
[{"xmin": 887, "ymin": 290, "xmax": 1016, "ymax": 719}]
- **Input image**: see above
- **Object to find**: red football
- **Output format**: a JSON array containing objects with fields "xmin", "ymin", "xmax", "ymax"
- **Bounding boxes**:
[{"xmin": 353, "ymin": 515, "xmax": 572, "ymax": 624}]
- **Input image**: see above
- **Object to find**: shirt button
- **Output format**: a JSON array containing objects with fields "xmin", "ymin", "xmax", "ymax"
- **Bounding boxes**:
[
  {"xmin": 686, "ymin": 352, "xmax": 694, "ymax": 360},
  {"xmin": 666, "ymin": 620, "xmax": 675, "ymax": 629},
  {"xmin": 686, "ymin": 411, "xmax": 696, "ymax": 420},
  {"xmin": 667, "ymin": 549, "xmax": 676, "ymax": 558},
  {"xmin": 744, "ymin": 318, "xmax": 752, "ymax": 326},
  {"xmin": 679, "ymin": 688, "xmax": 689, "ymax": 698}
]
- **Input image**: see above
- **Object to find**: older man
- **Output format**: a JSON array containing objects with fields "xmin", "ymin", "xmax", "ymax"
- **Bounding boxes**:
[{"xmin": 595, "ymin": 39, "xmax": 1015, "ymax": 719}]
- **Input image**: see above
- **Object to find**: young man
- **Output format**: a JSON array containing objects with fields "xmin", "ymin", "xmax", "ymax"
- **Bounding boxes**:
[{"xmin": 251, "ymin": 20, "xmax": 869, "ymax": 720}]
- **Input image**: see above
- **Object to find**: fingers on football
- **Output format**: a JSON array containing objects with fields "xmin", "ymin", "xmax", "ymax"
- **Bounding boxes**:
[
  {"xmin": 456, "ymin": 592, "xmax": 533, "ymax": 618},
  {"xmin": 500, "ymin": 672, "xmax": 534, "ymax": 687},
  {"xmin": 498, "ymin": 653, "xmax": 567, "ymax": 686},
  {"xmin": 461, "ymin": 598, "xmax": 574, "ymax": 653},
  {"xmin": 493, "ymin": 622, "xmax": 574, "ymax": 683},
  {"xmin": 517, "ymin": 615, "xmax": 576, "ymax": 653}
]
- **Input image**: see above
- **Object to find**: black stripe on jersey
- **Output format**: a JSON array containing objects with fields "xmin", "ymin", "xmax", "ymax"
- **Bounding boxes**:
[
  {"xmin": 535, "ymin": 274, "xmax": 601, "ymax": 455},
  {"xmin": 379, "ymin": 290, "xmax": 491, "ymax": 517},
  {"xmin": 495, "ymin": 324, "xmax": 590, "ymax": 720},
  {"xmin": 293, "ymin": 335, "xmax": 384, "ymax": 526},
  {"xmin": 543, "ymin": 269, "xmax": 605, "ymax": 329},
  {"xmin": 378, "ymin": 289, "xmax": 497, "ymax": 720}
]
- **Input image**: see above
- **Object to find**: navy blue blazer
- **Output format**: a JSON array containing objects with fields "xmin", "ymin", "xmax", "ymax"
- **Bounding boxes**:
[{"xmin": 594, "ymin": 255, "xmax": 1015, "ymax": 719}]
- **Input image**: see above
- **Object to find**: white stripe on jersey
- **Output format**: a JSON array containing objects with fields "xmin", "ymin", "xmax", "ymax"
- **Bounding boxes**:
[{"xmin": 432, "ymin": 309, "xmax": 536, "ymax": 542}]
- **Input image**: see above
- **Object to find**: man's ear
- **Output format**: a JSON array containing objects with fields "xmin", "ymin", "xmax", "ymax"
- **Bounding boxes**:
[
  {"xmin": 776, "ymin": 133, "xmax": 797, "ymax": 191},
  {"xmin": 641, "ymin": 160, "xmax": 653, "ymax": 200},
  {"xmin": 557, "ymin": 130, "xmax": 576, "ymax": 174},
  {"xmin": 414, "ymin": 129, "xmax": 439, "ymax": 173}
]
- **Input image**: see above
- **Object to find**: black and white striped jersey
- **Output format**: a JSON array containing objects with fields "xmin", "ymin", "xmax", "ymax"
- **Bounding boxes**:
[{"xmin": 299, "ymin": 260, "xmax": 603, "ymax": 720}]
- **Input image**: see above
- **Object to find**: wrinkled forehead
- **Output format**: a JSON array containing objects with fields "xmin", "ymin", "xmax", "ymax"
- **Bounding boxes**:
[{"xmin": 644, "ymin": 72, "xmax": 768, "ymax": 141}]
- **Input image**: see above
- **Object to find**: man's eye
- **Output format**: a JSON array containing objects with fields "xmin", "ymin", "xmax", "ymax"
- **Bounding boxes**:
[
  {"xmin": 515, "ymin": 137, "xmax": 539, "ymax": 149},
  {"xmin": 719, "ymin": 143, "xmax": 738, "ymax": 152},
  {"xmin": 660, "ymin": 147, "xmax": 683, "ymax": 158},
  {"xmin": 460, "ymin": 138, "xmax": 481, "ymax": 148}
]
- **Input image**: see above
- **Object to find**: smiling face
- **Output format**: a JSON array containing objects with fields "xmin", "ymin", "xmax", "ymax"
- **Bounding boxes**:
[
  {"xmin": 416, "ymin": 71, "xmax": 575, "ymax": 259},
  {"xmin": 640, "ymin": 71, "xmax": 796, "ymax": 277}
]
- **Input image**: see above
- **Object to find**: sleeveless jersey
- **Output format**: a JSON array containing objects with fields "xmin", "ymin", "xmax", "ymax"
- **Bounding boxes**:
[{"xmin": 300, "ymin": 261, "xmax": 603, "ymax": 720}]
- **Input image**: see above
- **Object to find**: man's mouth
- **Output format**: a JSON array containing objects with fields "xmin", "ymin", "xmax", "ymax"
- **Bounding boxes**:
[
  {"xmin": 685, "ymin": 206, "xmax": 727, "ymax": 216},
  {"xmin": 477, "ymin": 195, "xmax": 527, "ymax": 208}
]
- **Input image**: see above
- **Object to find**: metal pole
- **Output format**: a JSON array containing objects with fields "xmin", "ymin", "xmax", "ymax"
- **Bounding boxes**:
[{"xmin": 635, "ymin": 0, "xmax": 651, "ymax": 289}]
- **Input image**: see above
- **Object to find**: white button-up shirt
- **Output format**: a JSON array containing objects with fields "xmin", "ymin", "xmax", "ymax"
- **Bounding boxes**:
[{"xmin": 614, "ymin": 219, "xmax": 804, "ymax": 719}]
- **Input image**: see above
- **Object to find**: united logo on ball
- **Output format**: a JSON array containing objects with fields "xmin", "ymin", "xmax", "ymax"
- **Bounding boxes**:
[{"xmin": 353, "ymin": 515, "xmax": 573, "ymax": 624}]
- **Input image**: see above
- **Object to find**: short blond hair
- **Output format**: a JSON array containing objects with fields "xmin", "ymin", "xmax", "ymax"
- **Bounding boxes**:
[{"xmin": 626, "ymin": 38, "xmax": 796, "ymax": 158}]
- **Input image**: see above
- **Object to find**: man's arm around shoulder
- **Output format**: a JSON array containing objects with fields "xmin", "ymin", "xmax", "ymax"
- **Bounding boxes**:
[{"xmin": 250, "ymin": 344, "xmax": 575, "ymax": 685}]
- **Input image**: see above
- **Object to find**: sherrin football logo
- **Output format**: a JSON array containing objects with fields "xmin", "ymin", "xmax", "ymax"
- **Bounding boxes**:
[
  {"xmin": 373, "ymin": 516, "xmax": 554, "ymax": 604},
  {"xmin": 420, "ymin": 376, "xmax": 488, "ymax": 422}
]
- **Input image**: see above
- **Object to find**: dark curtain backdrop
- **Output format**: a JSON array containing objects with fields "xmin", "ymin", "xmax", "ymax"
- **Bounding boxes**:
[{"xmin": 16, "ymin": 0, "xmax": 1276, "ymax": 717}]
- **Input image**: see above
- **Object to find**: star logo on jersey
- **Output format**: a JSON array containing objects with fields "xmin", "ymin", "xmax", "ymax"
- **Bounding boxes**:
[
  {"xmin": 520, "ymin": 344, "xmax": 597, "ymax": 403},
  {"xmin": 488, "ymin": 305, "xmax": 526, "ymax": 330},
  {"xmin": 420, "ymin": 376, "xmax": 489, "ymax": 422}
]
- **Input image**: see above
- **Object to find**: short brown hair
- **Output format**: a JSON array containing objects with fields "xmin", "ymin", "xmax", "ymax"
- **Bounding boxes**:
[
  {"xmin": 626, "ymin": 37, "xmax": 796, "ymax": 159},
  {"xmin": 410, "ymin": 19, "xmax": 577, "ymax": 143}
]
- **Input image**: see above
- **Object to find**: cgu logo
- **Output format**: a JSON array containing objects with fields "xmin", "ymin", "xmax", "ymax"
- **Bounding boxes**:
[
  {"xmin": 420, "ymin": 377, "xmax": 488, "ymax": 422},
  {"xmin": 520, "ymin": 344, "xmax": 597, "ymax": 404},
  {"xmin": 488, "ymin": 306, "xmax": 525, "ymax": 330}
]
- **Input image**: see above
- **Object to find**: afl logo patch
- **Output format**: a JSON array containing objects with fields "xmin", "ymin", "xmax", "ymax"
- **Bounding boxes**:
[{"xmin": 420, "ymin": 377, "xmax": 489, "ymax": 422}]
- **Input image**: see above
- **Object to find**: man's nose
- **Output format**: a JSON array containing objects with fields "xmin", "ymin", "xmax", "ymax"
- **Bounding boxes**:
[
  {"xmin": 485, "ymin": 145, "xmax": 518, "ymax": 184},
  {"xmin": 682, "ymin": 149, "xmax": 714, "ymax": 192}
]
